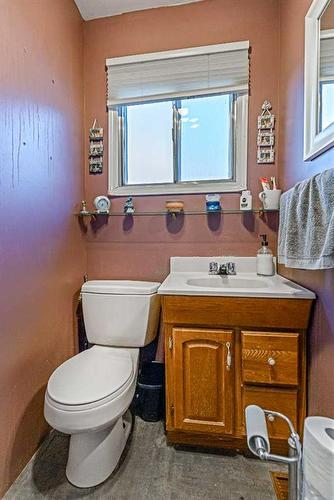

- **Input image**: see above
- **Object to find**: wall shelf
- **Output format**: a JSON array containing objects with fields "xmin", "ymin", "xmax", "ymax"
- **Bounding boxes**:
[{"xmin": 77, "ymin": 209, "xmax": 279, "ymax": 218}]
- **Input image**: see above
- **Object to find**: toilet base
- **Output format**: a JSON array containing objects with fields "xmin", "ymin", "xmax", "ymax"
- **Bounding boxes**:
[{"xmin": 66, "ymin": 411, "xmax": 132, "ymax": 488}]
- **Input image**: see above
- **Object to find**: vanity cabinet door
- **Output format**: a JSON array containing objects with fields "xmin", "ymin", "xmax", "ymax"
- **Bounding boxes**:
[{"xmin": 171, "ymin": 328, "xmax": 234, "ymax": 435}]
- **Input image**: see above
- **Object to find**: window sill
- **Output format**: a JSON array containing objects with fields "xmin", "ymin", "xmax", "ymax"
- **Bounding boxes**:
[{"xmin": 108, "ymin": 180, "xmax": 247, "ymax": 196}]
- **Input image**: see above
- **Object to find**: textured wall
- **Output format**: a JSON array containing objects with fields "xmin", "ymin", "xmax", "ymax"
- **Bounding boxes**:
[
  {"xmin": 0, "ymin": 0, "xmax": 85, "ymax": 495},
  {"xmin": 83, "ymin": 0, "xmax": 280, "ymax": 282},
  {"xmin": 278, "ymin": 0, "xmax": 334, "ymax": 417},
  {"xmin": 2, "ymin": 1, "xmax": 333, "ymax": 495}
]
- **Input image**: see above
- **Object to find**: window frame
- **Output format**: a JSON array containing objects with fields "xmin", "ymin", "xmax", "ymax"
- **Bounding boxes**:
[{"xmin": 108, "ymin": 91, "xmax": 248, "ymax": 196}]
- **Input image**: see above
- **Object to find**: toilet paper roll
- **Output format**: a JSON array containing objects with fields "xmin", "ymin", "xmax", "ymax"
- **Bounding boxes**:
[
  {"xmin": 303, "ymin": 416, "xmax": 334, "ymax": 500},
  {"xmin": 245, "ymin": 405, "xmax": 270, "ymax": 455}
]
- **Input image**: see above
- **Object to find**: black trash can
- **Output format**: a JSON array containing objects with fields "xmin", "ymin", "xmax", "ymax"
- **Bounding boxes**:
[{"xmin": 135, "ymin": 361, "xmax": 165, "ymax": 422}]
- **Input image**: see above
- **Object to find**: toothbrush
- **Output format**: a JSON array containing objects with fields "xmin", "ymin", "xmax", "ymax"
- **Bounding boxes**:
[
  {"xmin": 260, "ymin": 177, "xmax": 271, "ymax": 190},
  {"xmin": 271, "ymin": 176, "xmax": 277, "ymax": 190}
]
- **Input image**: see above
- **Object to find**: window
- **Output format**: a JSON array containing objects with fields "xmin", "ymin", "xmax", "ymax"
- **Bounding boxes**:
[
  {"xmin": 119, "ymin": 92, "xmax": 237, "ymax": 186},
  {"xmin": 177, "ymin": 94, "xmax": 233, "ymax": 182},
  {"xmin": 319, "ymin": 32, "xmax": 334, "ymax": 132},
  {"xmin": 319, "ymin": 81, "xmax": 334, "ymax": 132},
  {"xmin": 107, "ymin": 42, "xmax": 249, "ymax": 195},
  {"xmin": 124, "ymin": 100, "xmax": 174, "ymax": 185}
]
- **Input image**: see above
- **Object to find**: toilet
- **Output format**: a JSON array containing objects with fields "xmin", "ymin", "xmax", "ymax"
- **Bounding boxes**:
[{"xmin": 44, "ymin": 280, "xmax": 161, "ymax": 488}]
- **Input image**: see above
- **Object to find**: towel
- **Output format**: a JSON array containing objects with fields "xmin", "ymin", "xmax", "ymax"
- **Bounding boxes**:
[{"xmin": 278, "ymin": 168, "xmax": 334, "ymax": 269}]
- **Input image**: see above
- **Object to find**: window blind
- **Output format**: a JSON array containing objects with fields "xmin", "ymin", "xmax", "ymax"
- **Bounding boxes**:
[
  {"xmin": 320, "ymin": 35, "xmax": 334, "ymax": 80},
  {"xmin": 106, "ymin": 41, "xmax": 249, "ymax": 106}
]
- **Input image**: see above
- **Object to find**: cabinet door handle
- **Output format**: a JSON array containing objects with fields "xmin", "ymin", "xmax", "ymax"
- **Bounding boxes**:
[
  {"xmin": 268, "ymin": 357, "xmax": 276, "ymax": 366},
  {"xmin": 226, "ymin": 342, "xmax": 232, "ymax": 370},
  {"xmin": 168, "ymin": 336, "xmax": 173, "ymax": 350}
]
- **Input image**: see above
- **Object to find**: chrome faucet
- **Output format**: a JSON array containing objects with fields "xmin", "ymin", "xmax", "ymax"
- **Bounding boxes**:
[{"xmin": 209, "ymin": 261, "xmax": 236, "ymax": 275}]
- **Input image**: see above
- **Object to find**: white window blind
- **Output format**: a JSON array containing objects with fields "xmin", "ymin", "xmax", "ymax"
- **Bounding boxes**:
[
  {"xmin": 106, "ymin": 41, "xmax": 249, "ymax": 106},
  {"xmin": 320, "ymin": 35, "xmax": 334, "ymax": 80}
]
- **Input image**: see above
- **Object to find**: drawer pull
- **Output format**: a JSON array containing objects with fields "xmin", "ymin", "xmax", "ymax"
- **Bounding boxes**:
[
  {"xmin": 268, "ymin": 357, "xmax": 276, "ymax": 366},
  {"xmin": 267, "ymin": 413, "xmax": 275, "ymax": 422},
  {"xmin": 226, "ymin": 342, "xmax": 232, "ymax": 371}
]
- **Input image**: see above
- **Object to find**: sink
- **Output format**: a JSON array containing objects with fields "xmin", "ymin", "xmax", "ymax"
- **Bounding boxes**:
[
  {"xmin": 157, "ymin": 257, "xmax": 316, "ymax": 299},
  {"xmin": 186, "ymin": 277, "xmax": 269, "ymax": 289}
]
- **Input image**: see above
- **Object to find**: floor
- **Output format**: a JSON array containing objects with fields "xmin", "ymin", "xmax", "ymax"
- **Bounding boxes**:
[{"xmin": 4, "ymin": 418, "xmax": 284, "ymax": 500}]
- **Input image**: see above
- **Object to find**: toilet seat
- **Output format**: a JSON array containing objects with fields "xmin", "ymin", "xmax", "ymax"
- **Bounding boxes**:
[
  {"xmin": 44, "ymin": 347, "xmax": 139, "ymax": 435},
  {"xmin": 47, "ymin": 345, "xmax": 133, "ymax": 410}
]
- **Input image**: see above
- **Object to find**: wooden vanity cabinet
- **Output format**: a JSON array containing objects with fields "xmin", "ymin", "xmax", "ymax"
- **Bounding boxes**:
[{"xmin": 162, "ymin": 295, "xmax": 313, "ymax": 454}]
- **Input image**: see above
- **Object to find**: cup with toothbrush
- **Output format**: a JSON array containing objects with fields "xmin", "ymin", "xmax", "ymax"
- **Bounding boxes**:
[{"xmin": 258, "ymin": 176, "xmax": 281, "ymax": 210}]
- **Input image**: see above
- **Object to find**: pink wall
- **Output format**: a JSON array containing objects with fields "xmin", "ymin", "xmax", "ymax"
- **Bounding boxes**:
[
  {"xmin": 2, "ymin": 0, "xmax": 333, "ymax": 494},
  {"xmin": 320, "ymin": 0, "xmax": 334, "ymax": 29},
  {"xmin": 278, "ymin": 0, "xmax": 334, "ymax": 417},
  {"xmin": 0, "ymin": 0, "xmax": 85, "ymax": 495},
  {"xmin": 83, "ymin": 0, "xmax": 334, "ymax": 418},
  {"xmin": 83, "ymin": 0, "xmax": 280, "ymax": 282}
]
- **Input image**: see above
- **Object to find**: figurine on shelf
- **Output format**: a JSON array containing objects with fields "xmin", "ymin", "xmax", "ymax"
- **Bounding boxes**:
[
  {"xmin": 124, "ymin": 197, "xmax": 135, "ymax": 215},
  {"xmin": 80, "ymin": 200, "xmax": 89, "ymax": 215}
]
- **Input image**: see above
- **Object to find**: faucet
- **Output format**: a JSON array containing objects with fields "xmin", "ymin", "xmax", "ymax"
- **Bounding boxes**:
[{"xmin": 209, "ymin": 262, "xmax": 236, "ymax": 275}]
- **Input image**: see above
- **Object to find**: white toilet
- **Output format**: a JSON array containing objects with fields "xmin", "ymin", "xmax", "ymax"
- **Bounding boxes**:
[{"xmin": 44, "ymin": 280, "xmax": 161, "ymax": 488}]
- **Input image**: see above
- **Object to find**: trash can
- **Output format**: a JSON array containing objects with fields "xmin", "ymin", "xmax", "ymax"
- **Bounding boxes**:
[{"xmin": 135, "ymin": 361, "xmax": 165, "ymax": 422}]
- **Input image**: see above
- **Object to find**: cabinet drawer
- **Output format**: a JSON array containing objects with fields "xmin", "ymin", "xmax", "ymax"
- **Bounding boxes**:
[
  {"xmin": 242, "ymin": 387, "xmax": 298, "ymax": 440},
  {"xmin": 242, "ymin": 331, "xmax": 299, "ymax": 386}
]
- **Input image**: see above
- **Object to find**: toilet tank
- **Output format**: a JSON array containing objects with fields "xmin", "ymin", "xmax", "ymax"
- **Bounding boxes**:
[{"xmin": 81, "ymin": 281, "xmax": 161, "ymax": 347}]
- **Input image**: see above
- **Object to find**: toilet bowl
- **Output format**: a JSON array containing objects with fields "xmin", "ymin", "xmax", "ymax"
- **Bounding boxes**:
[{"xmin": 44, "ymin": 280, "xmax": 160, "ymax": 488}]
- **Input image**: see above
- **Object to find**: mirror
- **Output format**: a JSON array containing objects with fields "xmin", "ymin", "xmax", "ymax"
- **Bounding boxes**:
[
  {"xmin": 319, "ymin": 1, "xmax": 334, "ymax": 132},
  {"xmin": 304, "ymin": 0, "xmax": 334, "ymax": 160}
]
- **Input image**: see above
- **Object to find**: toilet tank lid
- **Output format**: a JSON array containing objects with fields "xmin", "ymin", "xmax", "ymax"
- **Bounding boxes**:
[{"xmin": 81, "ymin": 280, "xmax": 161, "ymax": 295}]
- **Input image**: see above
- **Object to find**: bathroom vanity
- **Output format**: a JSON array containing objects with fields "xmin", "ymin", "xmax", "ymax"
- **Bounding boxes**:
[{"xmin": 158, "ymin": 258, "xmax": 315, "ymax": 454}]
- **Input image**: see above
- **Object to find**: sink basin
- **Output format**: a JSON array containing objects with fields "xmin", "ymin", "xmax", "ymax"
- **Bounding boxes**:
[
  {"xmin": 157, "ymin": 257, "xmax": 316, "ymax": 299},
  {"xmin": 186, "ymin": 277, "xmax": 268, "ymax": 289}
]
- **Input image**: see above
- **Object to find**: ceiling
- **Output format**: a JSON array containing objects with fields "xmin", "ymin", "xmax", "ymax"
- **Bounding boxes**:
[{"xmin": 74, "ymin": 0, "xmax": 204, "ymax": 20}]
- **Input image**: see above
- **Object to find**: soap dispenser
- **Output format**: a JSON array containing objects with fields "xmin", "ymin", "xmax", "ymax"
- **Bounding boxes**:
[{"xmin": 256, "ymin": 234, "xmax": 274, "ymax": 276}]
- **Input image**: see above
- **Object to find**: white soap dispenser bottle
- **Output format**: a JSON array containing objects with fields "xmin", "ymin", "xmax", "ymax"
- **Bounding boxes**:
[{"xmin": 256, "ymin": 234, "xmax": 274, "ymax": 276}]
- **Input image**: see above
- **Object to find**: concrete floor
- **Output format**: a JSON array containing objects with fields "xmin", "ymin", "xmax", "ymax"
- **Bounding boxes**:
[{"xmin": 4, "ymin": 418, "xmax": 283, "ymax": 500}]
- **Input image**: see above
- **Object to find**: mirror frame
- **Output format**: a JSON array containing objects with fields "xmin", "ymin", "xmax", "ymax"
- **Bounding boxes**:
[{"xmin": 304, "ymin": 0, "xmax": 334, "ymax": 160}]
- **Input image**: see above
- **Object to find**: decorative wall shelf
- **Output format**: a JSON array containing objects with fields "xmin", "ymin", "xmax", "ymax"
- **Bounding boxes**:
[{"xmin": 77, "ymin": 209, "xmax": 279, "ymax": 219}]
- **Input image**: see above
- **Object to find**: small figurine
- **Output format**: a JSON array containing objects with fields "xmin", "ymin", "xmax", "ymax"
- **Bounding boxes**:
[
  {"xmin": 80, "ymin": 200, "xmax": 89, "ymax": 215},
  {"xmin": 124, "ymin": 197, "xmax": 135, "ymax": 215}
]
